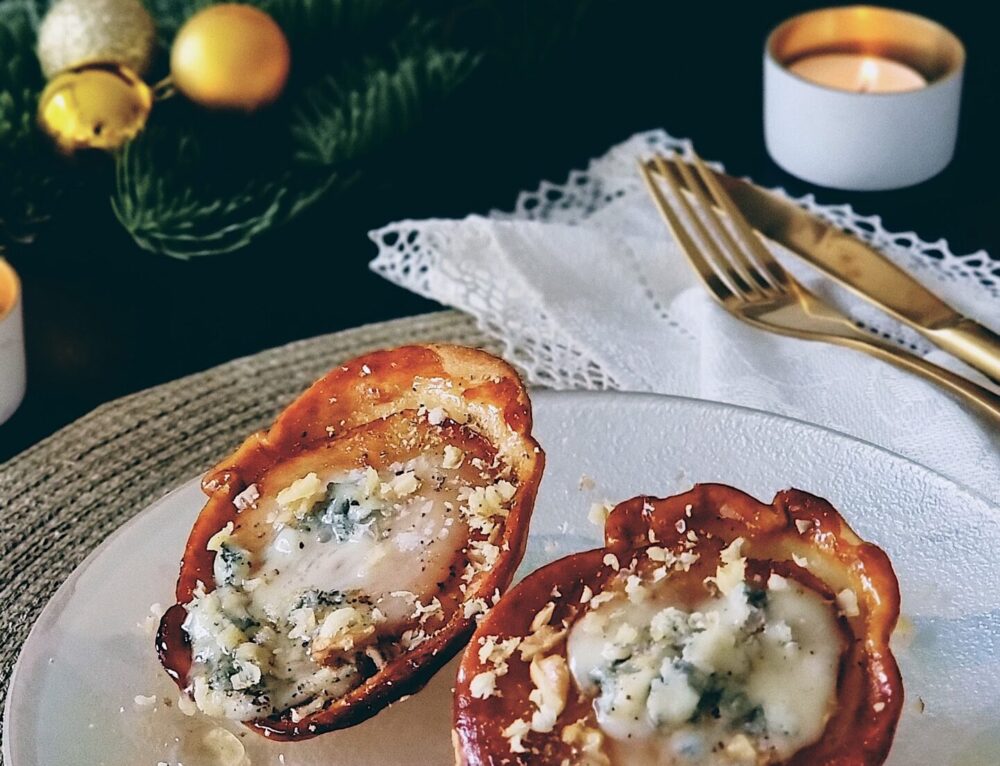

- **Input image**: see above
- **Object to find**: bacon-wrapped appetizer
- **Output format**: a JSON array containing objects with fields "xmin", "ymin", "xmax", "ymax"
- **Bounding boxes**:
[
  {"xmin": 454, "ymin": 484, "xmax": 902, "ymax": 765},
  {"xmin": 157, "ymin": 344, "xmax": 544, "ymax": 740}
]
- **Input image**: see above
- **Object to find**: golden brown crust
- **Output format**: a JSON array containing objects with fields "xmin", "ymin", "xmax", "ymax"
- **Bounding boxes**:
[
  {"xmin": 454, "ymin": 550, "xmax": 609, "ymax": 765},
  {"xmin": 453, "ymin": 484, "xmax": 903, "ymax": 766},
  {"xmin": 157, "ymin": 344, "xmax": 544, "ymax": 740}
]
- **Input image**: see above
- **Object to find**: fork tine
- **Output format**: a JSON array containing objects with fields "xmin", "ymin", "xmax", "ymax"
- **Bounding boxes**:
[
  {"xmin": 647, "ymin": 155, "xmax": 758, "ymax": 298},
  {"xmin": 688, "ymin": 151, "xmax": 788, "ymax": 289},
  {"xmin": 669, "ymin": 158, "xmax": 768, "ymax": 297},
  {"xmin": 639, "ymin": 157, "xmax": 738, "ymax": 305}
]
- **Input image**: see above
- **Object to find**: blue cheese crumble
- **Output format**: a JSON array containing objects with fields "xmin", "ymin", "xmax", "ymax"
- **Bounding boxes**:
[
  {"xmin": 182, "ymin": 454, "xmax": 515, "ymax": 722},
  {"xmin": 566, "ymin": 540, "xmax": 842, "ymax": 764}
]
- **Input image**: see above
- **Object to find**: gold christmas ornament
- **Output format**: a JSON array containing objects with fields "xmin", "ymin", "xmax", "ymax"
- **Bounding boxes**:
[
  {"xmin": 36, "ymin": 0, "xmax": 157, "ymax": 79},
  {"xmin": 170, "ymin": 4, "xmax": 291, "ymax": 112},
  {"xmin": 38, "ymin": 64, "xmax": 153, "ymax": 153}
]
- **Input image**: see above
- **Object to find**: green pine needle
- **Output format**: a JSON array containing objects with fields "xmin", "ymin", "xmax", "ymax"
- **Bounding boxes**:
[
  {"xmin": 291, "ymin": 47, "xmax": 478, "ymax": 167},
  {"xmin": 111, "ymin": 108, "xmax": 339, "ymax": 259}
]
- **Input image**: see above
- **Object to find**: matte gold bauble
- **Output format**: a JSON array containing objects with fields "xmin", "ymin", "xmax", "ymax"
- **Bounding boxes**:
[
  {"xmin": 170, "ymin": 4, "xmax": 291, "ymax": 112},
  {"xmin": 38, "ymin": 64, "xmax": 153, "ymax": 153},
  {"xmin": 37, "ymin": 0, "xmax": 156, "ymax": 79}
]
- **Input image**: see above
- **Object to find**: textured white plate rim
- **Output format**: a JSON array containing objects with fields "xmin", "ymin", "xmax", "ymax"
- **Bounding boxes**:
[
  {"xmin": 531, "ymin": 390, "xmax": 996, "ymax": 508},
  {"xmin": 3, "ymin": 389, "xmax": 996, "ymax": 764},
  {"xmin": 1, "ymin": 475, "xmax": 204, "ymax": 766}
]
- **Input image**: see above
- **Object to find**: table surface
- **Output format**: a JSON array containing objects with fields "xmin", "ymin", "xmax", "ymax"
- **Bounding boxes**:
[{"xmin": 2, "ymin": 0, "xmax": 997, "ymax": 462}]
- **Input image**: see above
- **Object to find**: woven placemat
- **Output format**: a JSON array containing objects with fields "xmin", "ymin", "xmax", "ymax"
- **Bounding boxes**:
[{"xmin": 0, "ymin": 310, "xmax": 498, "ymax": 756}]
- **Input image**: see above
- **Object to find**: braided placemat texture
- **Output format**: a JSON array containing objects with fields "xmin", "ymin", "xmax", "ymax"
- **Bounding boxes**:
[{"xmin": 0, "ymin": 310, "xmax": 499, "ymax": 757}]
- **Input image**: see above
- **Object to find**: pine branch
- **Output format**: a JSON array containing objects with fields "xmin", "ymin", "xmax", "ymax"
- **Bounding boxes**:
[
  {"xmin": 111, "ymin": 104, "xmax": 338, "ymax": 259},
  {"xmin": 113, "ymin": 4, "xmax": 478, "ymax": 259},
  {"xmin": 291, "ymin": 46, "xmax": 478, "ymax": 167},
  {"xmin": 3, "ymin": 0, "xmax": 591, "ymax": 258},
  {"xmin": 0, "ymin": 3, "xmax": 68, "ymax": 245}
]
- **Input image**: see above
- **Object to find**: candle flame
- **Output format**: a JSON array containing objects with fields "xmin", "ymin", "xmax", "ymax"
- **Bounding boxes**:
[{"xmin": 858, "ymin": 58, "xmax": 880, "ymax": 92}]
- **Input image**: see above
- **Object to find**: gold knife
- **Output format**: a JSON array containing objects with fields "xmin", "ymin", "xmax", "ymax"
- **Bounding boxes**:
[{"xmin": 706, "ymin": 171, "xmax": 1000, "ymax": 383}]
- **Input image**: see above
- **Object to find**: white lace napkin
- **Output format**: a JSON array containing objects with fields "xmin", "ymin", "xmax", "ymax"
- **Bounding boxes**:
[{"xmin": 370, "ymin": 130, "xmax": 1000, "ymax": 502}]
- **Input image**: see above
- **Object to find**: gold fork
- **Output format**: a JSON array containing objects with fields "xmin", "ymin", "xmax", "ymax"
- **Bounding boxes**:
[{"xmin": 639, "ymin": 152, "xmax": 1000, "ymax": 424}]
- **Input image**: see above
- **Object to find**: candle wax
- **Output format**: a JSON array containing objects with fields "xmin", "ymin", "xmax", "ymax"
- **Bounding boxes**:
[{"xmin": 788, "ymin": 53, "xmax": 927, "ymax": 93}]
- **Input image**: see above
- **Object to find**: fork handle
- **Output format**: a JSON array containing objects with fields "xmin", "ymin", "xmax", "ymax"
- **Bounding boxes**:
[
  {"xmin": 924, "ymin": 319, "xmax": 1000, "ymax": 385},
  {"xmin": 838, "ymin": 334, "xmax": 1000, "ymax": 424}
]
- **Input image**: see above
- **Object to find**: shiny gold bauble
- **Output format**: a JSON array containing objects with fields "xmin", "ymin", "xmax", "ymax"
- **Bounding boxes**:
[
  {"xmin": 38, "ymin": 64, "xmax": 153, "ymax": 153},
  {"xmin": 37, "ymin": 0, "xmax": 156, "ymax": 79},
  {"xmin": 170, "ymin": 4, "xmax": 291, "ymax": 112}
]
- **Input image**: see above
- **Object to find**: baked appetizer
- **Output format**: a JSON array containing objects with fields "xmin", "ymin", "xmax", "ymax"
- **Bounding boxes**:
[
  {"xmin": 157, "ymin": 344, "xmax": 544, "ymax": 739},
  {"xmin": 454, "ymin": 484, "xmax": 902, "ymax": 765}
]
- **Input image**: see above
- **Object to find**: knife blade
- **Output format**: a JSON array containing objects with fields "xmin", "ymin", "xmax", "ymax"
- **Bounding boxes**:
[{"xmin": 705, "ymin": 169, "xmax": 1000, "ymax": 383}]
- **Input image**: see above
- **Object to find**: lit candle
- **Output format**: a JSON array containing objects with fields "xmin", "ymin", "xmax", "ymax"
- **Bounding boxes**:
[
  {"xmin": 764, "ymin": 6, "xmax": 965, "ymax": 189},
  {"xmin": 788, "ymin": 53, "xmax": 927, "ymax": 93}
]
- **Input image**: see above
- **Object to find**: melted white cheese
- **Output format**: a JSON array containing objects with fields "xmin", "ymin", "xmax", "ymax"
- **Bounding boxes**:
[
  {"xmin": 250, "ymin": 460, "xmax": 462, "ymax": 631},
  {"xmin": 183, "ymin": 452, "xmax": 507, "ymax": 721},
  {"xmin": 566, "ymin": 557, "xmax": 841, "ymax": 765}
]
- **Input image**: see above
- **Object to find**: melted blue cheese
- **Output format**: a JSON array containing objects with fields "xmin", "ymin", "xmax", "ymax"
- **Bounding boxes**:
[
  {"xmin": 183, "ymin": 453, "xmax": 511, "ymax": 722},
  {"xmin": 566, "ymin": 541, "xmax": 842, "ymax": 765}
]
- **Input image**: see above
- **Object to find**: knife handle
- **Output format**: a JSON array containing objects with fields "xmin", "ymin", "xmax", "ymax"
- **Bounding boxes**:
[{"xmin": 926, "ymin": 319, "xmax": 1000, "ymax": 384}]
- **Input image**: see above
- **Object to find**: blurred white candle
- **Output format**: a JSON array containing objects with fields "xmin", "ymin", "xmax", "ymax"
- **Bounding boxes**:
[
  {"xmin": 789, "ymin": 53, "xmax": 927, "ymax": 93},
  {"xmin": 0, "ymin": 258, "xmax": 26, "ymax": 425}
]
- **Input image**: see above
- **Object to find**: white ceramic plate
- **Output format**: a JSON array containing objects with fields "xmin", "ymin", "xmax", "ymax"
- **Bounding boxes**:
[{"xmin": 5, "ymin": 391, "xmax": 1000, "ymax": 766}]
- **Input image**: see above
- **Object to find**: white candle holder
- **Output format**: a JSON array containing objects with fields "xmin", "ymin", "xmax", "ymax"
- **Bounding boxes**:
[
  {"xmin": 0, "ymin": 259, "xmax": 26, "ymax": 426},
  {"xmin": 764, "ymin": 6, "xmax": 965, "ymax": 191}
]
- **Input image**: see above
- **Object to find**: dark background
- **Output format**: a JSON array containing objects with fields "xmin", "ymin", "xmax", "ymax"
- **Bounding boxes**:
[{"xmin": 2, "ymin": 0, "xmax": 997, "ymax": 461}]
